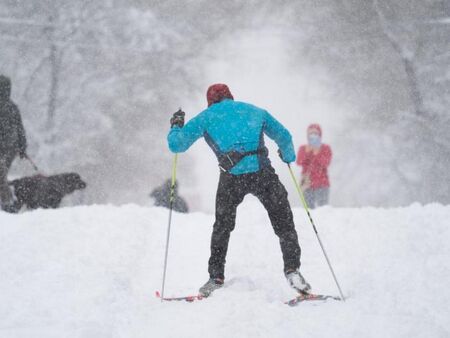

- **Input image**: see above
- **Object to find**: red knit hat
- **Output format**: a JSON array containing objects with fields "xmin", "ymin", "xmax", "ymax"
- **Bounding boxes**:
[
  {"xmin": 307, "ymin": 124, "xmax": 322, "ymax": 137},
  {"xmin": 206, "ymin": 83, "xmax": 234, "ymax": 107}
]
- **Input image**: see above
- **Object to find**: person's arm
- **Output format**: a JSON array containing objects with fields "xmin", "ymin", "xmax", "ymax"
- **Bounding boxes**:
[
  {"xmin": 263, "ymin": 111, "xmax": 295, "ymax": 163},
  {"xmin": 167, "ymin": 112, "xmax": 205, "ymax": 153},
  {"xmin": 296, "ymin": 146, "xmax": 306, "ymax": 166}
]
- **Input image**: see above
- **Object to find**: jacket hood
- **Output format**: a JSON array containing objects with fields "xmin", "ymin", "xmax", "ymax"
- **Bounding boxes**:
[
  {"xmin": 0, "ymin": 75, "xmax": 11, "ymax": 101},
  {"xmin": 307, "ymin": 124, "xmax": 322, "ymax": 137},
  {"xmin": 206, "ymin": 83, "xmax": 234, "ymax": 107}
]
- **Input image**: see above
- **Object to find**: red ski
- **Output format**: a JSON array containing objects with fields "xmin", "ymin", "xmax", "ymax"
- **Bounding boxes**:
[
  {"xmin": 286, "ymin": 293, "xmax": 341, "ymax": 306},
  {"xmin": 156, "ymin": 290, "xmax": 341, "ymax": 305},
  {"xmin": 155, "ymin": 291, "xmax": 204, "ymax": 302}
]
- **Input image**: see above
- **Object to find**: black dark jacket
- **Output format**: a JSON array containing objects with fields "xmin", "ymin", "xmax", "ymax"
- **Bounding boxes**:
[{"xmin": 0, "ymin": 75, "xmax": 27, "ymax": 158}]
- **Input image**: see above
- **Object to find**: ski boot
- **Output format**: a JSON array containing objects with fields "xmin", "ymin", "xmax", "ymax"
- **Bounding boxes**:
[
  {"xmin": 199, "ymin": 278, "xmax": 224, "ymax": 297},
  {"xmin": 285, "ymin": 269, "xmax": 311, "ymax": 294}
]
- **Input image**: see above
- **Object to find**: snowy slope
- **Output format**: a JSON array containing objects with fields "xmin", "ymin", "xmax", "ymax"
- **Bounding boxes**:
[{"xmin": 0, "ymin": 201, "xmax": 449, "ymax": 338}]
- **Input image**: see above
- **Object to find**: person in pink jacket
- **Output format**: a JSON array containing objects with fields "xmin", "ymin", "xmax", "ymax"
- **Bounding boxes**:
[{"xmin": 296, "ymin": 124, "xmax": 332, "ymax": 208}]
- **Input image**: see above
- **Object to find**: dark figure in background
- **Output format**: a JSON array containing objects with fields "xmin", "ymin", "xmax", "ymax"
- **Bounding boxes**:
[
  {"xmin": 150, "ymin": 179, "xmax": 189, "ymax": 213},
  {"xmin": 9, "ymin": 173, "xmax": 86, "ymax": 211},
  {"xmin": 0, "ymin": 75, "xmax": 27, "ymax": 212}
]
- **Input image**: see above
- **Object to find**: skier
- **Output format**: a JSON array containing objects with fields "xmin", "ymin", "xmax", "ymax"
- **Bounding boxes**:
[
  {"xmin": 0, "ymin": 75, "xmax": 27, "ymax": 212},
  {"xmin": 296, "ymin": 124, "xmax": 332, "ymax": 208},
  {"xmin": 167, "ymin": 83, "xmax": 310, "ymax": 297},
  {"xmin": 150, "ymin": 179, "xmax": 189, "ymax": 213}
]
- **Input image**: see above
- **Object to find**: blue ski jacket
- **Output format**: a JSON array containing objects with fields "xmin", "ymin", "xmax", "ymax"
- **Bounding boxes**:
[{"xmin": 167, "ymin": 99, "xmax": 296, "ymax": 175}]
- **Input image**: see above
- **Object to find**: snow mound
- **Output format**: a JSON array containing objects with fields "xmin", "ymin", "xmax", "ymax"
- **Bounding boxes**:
[{"xmin": 0, "ymin": 202, "xmax": 449, "ymax": 338}]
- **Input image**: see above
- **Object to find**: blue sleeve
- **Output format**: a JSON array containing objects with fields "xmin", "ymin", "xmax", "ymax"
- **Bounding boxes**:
[
  {"xmin": 263, "ymin": 111, "xmax": 296, "ymax": 163},
  {"xmin": 167, "ymin": 113, "xmax": 205, "ymax": 153}
]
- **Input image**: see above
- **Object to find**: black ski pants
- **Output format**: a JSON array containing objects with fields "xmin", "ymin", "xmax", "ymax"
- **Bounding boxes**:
[
  {"xmin": 208, "ymin": 166, "xmax": 301, "ymax": 279},
  {"xmin": 0, "ymin": 152, "xmax": 15, "ymax": 207}
]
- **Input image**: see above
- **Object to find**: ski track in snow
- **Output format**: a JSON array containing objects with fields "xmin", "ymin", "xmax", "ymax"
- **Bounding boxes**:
[{"xmin": 0, "ymin": 202, "xmax": 449, "ymax": 338}]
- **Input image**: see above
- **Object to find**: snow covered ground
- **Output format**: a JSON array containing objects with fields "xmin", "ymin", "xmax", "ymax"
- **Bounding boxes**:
[{"xmin": 0, "ymin": 201, "xmax": 449, "ymax": 338}]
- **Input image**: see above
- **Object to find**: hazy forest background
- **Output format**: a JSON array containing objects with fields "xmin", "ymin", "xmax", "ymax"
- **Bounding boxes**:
[{"xmin": 1, "ymin": 0, "xmax": 449, "ymax": 211}]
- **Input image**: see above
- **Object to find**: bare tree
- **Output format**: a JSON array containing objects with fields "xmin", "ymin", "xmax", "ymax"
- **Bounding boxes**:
[{"xmin": 372, "ymin": 0, "xmax": 425, "ymax": 116}]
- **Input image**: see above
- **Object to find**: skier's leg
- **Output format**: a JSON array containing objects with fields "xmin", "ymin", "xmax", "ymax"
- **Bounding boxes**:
[
  {"xmin": 208, "ymin": 172, "xmax": 246, "ymax": 280},
  {"xmin": 253, "ymin": 167, "xmax": 300, "ymax": 273},
  {"xmin": 315, "ymin": 188, "xmax": 329, "ymax": 207},
  {"xmin": 0, "ymin": 156, "xmax": 14, "ymax": 209},
  {"xmin": 303, "ymin": 188, "xmax": 315, "ymax": 209}
]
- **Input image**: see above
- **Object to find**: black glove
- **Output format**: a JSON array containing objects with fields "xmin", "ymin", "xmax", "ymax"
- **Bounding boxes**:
[
  {"xmin": 170, "ymin": 109, "xmax": 185, "ymax": 128},
  {"xmin": 278, "ymin": 149, "xmax": 286, "ymax": 163}
]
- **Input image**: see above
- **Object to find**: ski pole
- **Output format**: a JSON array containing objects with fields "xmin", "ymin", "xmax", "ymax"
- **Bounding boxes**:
[
  {"xmin": 287, "ymin": 163, "xmax": 345, "ymax": 301},
  {"xmin": 160, "ymin": 154, "xmax": 179, "ymax": 301}
]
